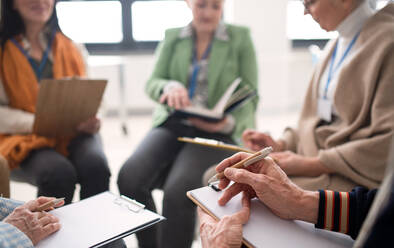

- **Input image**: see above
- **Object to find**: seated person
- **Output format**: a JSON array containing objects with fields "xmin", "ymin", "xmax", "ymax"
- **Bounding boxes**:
[
  {"xmin": 117, "ymin": 0, "xmax": 258, "ymax": 247},
  {"xmin": 0, "ymin": 0, "xmax": 110, "ymax": 203},
  {"xmin": 205, "ymin": 0, "xmax": 394, "ymax": 192},
  {"xmin": 198, "ymin": 150, "xmax": 394, "ymax": 248}
]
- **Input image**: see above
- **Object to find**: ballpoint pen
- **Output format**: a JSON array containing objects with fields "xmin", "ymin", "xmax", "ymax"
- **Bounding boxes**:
[
  {"xmin": 35, "ymin": 197, "xmax": 65, "ymax": 212},
  {"xmin": 207, "ymin": 146, "xmax": 273, "ymax": 184}
]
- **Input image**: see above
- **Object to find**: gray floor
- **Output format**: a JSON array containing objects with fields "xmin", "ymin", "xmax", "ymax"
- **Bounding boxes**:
[{"xmin": 10, "ymin": 111, "xmax": 298, "ymax": 247}]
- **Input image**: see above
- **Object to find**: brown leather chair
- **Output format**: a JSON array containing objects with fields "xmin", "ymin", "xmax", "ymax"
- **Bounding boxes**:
[{"xmin": 0, "ymin": 155, "xmax": 10, "ymax": 198}]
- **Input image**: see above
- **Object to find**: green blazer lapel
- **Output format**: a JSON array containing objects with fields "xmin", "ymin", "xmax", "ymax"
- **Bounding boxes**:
[
  {"xmin": 174, "ymin": 38, "xmax": 193, "ymax": 85},
  {"xmin": 207, "ymin": 40, "xmax": 230, "ymax": 107}
]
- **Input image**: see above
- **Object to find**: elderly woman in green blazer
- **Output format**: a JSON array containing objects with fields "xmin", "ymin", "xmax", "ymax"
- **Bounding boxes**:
[{"xmin": 117, "ymin": 0, "xmax": 258, "ymax": 247}]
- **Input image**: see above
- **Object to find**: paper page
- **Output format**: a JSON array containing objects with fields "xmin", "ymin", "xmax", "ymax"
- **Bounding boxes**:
[
  {"xmin": 36, "ymin": 192, "xmax": 164, "ymax": 248},
  {"xmin": 179, "ymin": 105, "xmax": 222, "ymax": 119},
  {"xmin": 212, "ymin": 78, "xmax": 242, "ymax": 113},
  {"xmin": 189, "ymin": 186, "xmax": 354, "ymax": 248}
]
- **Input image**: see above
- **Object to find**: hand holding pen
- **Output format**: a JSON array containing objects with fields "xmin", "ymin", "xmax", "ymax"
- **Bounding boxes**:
[
  {"xmin": 208, "ymin": 147, "xmax": 273, "ymax": 184},
  {"xmin": 35, "ymin": 197, "xmax": 65, "ymax": 212},
  {"xmin": 3, "ymin": 197, "xmax": 65, "ymax": 245},
  {"xmin": 215, "ymin": 150, "xmax": 318, "ymax": 223}
]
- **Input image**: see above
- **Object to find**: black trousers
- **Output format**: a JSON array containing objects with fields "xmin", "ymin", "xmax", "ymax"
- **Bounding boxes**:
[
  {"xmin": 11, "ymin": 134, "xmax": 111, "ymax": 204},
  {"xmin": 117, "ymin": 117, "xmax": 235, "ymax": 248}
]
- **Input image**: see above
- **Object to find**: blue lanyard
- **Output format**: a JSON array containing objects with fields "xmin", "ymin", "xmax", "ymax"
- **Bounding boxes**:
[
  {"xmin": 324, "ymin": 31, "xmax": 360, "ymax": 99},
  {"xmin": 10, "ymin": 29, "xmax": 56, "ymax": 81},
  {"xmin": 188, "ymin": 42, "xmax": 212, "ymax": 98}
]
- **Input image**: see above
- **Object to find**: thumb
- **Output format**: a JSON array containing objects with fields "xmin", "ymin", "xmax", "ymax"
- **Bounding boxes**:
[{"xmin": 224, "ymin": 168, "xmax": 257, "ymax": 186}]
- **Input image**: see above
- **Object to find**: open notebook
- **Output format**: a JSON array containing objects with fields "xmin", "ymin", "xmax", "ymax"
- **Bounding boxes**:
[
  {"xmin": 188, "ymin": 186, "xmax": 354, "ymax": 248},
  {"xmin": 36, "ymin": 192, "xmax": 165, "ymax": 248},
  {"xmin": 172, "ymin": 78, "xmax": 256, "ymax": 122}
]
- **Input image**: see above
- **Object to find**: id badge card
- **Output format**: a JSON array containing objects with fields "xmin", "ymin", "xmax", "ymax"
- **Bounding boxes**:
[{"xmin": 317, "ymin": 98, "xmax": 332, "ymax": 122}]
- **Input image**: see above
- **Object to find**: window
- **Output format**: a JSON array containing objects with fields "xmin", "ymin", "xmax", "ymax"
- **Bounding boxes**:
[
  {"xmin": 286, "ymin": 0, "xmax": 391, "ymax": 48},
  {"xmin": 132, "ymin": 1, "xmax": 192, "ymax": 41},
  {"xmin": 57, "ymin": 1, "xmax": 123, "ymax": 43},
  {"xmin": 56, "ymin": 0, "xmax": 191, "ymax": 54}
]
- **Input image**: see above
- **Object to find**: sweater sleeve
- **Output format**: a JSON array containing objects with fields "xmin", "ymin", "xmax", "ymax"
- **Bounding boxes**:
[
  {"xmin": 0, "ymin": 198, "xmax": 33, "ymax": 248},
  {"xmin": 0, "ymin": 79, "xmax": 34, "ymax": 134},
  {"xmin": 0, "ymin": 222, "xmax": 34, "ymax": 248},
  {"xmin": 315, "ymin": 187, "xmax": 377, "ymax": 240}
]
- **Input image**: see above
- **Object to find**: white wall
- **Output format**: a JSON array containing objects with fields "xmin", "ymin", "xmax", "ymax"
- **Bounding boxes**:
[{"xmin": 90, "ymin": 0, "xmax": 315, "ymax": 118}]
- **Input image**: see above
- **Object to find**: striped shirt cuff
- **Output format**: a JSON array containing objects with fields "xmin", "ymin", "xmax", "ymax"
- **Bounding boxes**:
[{"xmin": 316, "ymin": 190, "xmax": 350, "ymax": 234}]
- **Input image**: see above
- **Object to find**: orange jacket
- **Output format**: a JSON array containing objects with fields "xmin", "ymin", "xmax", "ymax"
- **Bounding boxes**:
[{"xmin": 0, "ymin": 32, "xmax": 85, "ymax": 169}]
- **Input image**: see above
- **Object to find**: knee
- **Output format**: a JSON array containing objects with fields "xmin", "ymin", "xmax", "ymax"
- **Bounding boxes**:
[
  {"xmin": 163, "ymin": 181, "xmax": 191, "ymax": 208},
  {"xmin": 37, "ymin": 161, "xmax": 77, "ymax": 188},
  {"xmin": 79, "ymin": 154, "xmax": 110, "ymax": 181},
  {"xmin": 117, "ymin": 159, "xmax": 146, "ymax": 196}
]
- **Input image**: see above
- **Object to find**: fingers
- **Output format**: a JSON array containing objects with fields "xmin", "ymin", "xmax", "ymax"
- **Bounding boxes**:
[
  {"xmin": 218, "ymin": 182, "xmax": 244, "ymax": 206},
  {"xmin": 224, "ymin": 168, "xmax": 260, "ymax": 185},
  {"xmin": 218, "ymin": 177, "xmax": 230, "ymax": 190},
  {"xmin": 36, "ymin": 196, "xmax": 56, "ymax": 205},
  {"xmin": 38, "ymin": 213, "xmax": 59, "ymax": 227},
  {"xmin": 230, "ymin": 192, "xmax": 251, "ymax": 225},
  {"xmin": 197, "ymin": 207, "xmax": 216, "ymax": 224},
  {"xmin": 163, "ymin": 87, "xmax": 190, "ymax": 109},
  {"xmin": 159, "ymin": 93, "xmax": 168, "ymax": 104},
  {"xmin": 25, "ymin": 200, "xmax": 42, "ymax": 212},
  {"xmin": 216, "ymin": 152, "xmax": 249, "ymax": 173},
  {"xmin": 173, "ymin": 92, "xmax": 183, "ymax": 109},
  {"xmin": 40, "ymin": 222, "xmax": 61, "ymax": 242}
]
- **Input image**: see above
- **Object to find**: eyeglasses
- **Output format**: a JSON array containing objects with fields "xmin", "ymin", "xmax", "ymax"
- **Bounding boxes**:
[{"xmin": 302, "ymin": 0, "xmax": 318, "ymax": 11}]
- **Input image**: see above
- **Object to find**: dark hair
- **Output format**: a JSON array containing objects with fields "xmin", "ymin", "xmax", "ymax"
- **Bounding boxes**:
[{"xmin": 0, "ymin": 0, "xmax": 61, "ymax": 47}]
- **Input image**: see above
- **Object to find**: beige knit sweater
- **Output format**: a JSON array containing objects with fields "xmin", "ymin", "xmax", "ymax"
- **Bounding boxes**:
[{"xmin": 283, "ymin": 4, "xmax": 394, "ymax": 192}]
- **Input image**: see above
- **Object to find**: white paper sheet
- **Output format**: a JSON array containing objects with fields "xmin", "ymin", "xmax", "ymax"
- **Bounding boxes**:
[
  {"xmin": 36, "ymin": 192, "xmax": 164, "ymax": 248},
  {"xmin": 189, "ymin": 186, "xmax": 354, "ymax": 248}
]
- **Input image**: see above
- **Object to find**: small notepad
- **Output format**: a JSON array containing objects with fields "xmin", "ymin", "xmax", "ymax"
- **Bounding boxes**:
[
  {"xmin": 36, "ymin": 192, "xmax": 165, "ymax": 248},
  {"xmin": 188, "ymin": 186, "xmax": 354, "ymax": 248}
]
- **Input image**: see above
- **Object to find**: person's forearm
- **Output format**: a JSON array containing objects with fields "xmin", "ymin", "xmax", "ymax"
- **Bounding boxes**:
[
  {"xmin": 300, "ymin": 157, "xmax": 334, "ymax": 177},
  {"xmin": 276, "ymin": 139, "xmax": 287, "ymax": 152},
  {"xmin": 295, "ymin": 191, "xmax": 319, "ymax": 224}
]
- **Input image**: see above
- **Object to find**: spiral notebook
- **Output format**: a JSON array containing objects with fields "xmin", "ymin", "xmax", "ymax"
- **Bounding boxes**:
[
  {"xmin": 188, "ymin": 186, "xmax": 354, "ymax": 248},
  {"xmin": 36, "ymin": 191, "xmax": 165, "ymax": 248}
]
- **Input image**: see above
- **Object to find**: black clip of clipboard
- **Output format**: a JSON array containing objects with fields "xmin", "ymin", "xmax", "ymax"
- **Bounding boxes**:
[{"xmin": 113, "ymin": 195, "xmax": 145, "ymax": 213}]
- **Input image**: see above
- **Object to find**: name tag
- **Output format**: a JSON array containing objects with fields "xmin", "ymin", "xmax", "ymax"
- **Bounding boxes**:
[{"xmin": 317, "ymin": 98, "xmax": 332, "ymax": 122}]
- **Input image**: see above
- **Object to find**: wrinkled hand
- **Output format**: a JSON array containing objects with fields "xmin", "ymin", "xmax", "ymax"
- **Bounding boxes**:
[
  {"xmin": 198, "ymin": 192, "xmax": 250, "ymax": 248},
  {"xmin": 270, "ymin": 151, "xmax": 332, "ymax": 177},
  {"xmin": 160, "ymin": 85, "xmax": 190, "ymax": 110},
  {"xmin": 4, "ymin": 197, "xmax": 64, "ymax": 245},
  {"xmin": 216, "ymin": 152, "xmax": 318, "ymax": 223},
  {"xmin": 77, "ymin": 117, "xmax": 101, "ymax": 134},
  {"xmin": 188, "ymin": 117, "xmax": 228, "ymax": 133},
  {"xmin": 242, "ymin": 129, "xmax": 284, "ymax": 152}
]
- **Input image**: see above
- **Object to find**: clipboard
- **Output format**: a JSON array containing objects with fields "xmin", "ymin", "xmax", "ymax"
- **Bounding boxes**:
[
  {"xmin": 33, "ymin": 78, "xmax": 107, "ymax": 138},
  {"xmin": 178, "ymin": 137, "xmax": 253, "ymax": 153},
  {"xmin": 36, "ymin": 191, "xmax": 165, "ymax": 248},
  {"xmin": 187, "ymin": 186, "xmax": 354, "ymax": 248}
]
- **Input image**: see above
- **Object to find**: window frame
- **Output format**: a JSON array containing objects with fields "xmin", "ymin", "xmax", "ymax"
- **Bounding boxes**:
[{"xmin": 57, "ymin": 0, "xmax": 161, "ymax": 55}]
